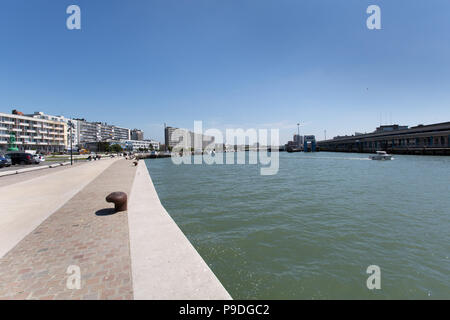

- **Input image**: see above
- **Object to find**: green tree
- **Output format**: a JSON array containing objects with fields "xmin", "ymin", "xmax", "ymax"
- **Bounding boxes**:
[{"xmin": 110, "ymin": 144, "xmax": 123, "ymax": 153}]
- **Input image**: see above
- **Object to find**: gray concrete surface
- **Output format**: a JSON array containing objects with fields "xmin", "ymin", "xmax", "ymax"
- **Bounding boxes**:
[
  {"xmin": 0, "ymin": 161, "xmax": 85, "ymax": 186},
  {"xmin": 0, "ymin": 162, "xmax": 46, "ymax": 172}
]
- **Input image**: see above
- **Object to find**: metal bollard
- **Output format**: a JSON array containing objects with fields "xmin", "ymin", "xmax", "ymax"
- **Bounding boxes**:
[{"xmin": 105, "ymin": 192, "xmax": 127, "ymax": 212}]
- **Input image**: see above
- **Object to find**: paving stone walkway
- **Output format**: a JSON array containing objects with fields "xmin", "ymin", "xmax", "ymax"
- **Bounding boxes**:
[{"xmin": 0, "ymin": 159, "xmax": 137, "ymax": 300}]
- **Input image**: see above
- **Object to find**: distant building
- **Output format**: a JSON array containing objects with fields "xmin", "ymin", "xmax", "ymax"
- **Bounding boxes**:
[
  {"xmin": 75, "ymin": 120, "xmax": 101, "ymax": 145},
  {"xmin": 286, "ymin": 134, "xmax": 304, "ymax": 149},
  {"xmin": 112, "ymin": 139, "xmax": 159, "ymax": 152},
  {"xmin": 318, "ymin": 122, "xmax": 450, "ymax": 155},
  {"xmin": 164, "ymin": 126, "xmax": 178, "ymax": 150},
  {"xmin": 71, "ymin": 119, "xmax": 131, "ymax": 148},
  {"xmin": 375, "ymin": 124, "xmax": 409, "ymax": 133},
  {"xmin": 131, "ymin": 129, "xmax": 144, "ymax": 140},
  {"xmin": 164, "ymin": 125, "xmax": 214, "ymax": 150},
  {"xmin": 112, "ymin": 126, "xmax": 131, "ymax": 140},
  {"xmin": 293, "ymin": 134, "xmax": 304, "ymax": 147}
]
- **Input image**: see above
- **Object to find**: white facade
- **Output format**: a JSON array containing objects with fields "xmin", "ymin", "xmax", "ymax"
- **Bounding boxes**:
[
  {"xmin": 4, "ymin": 111, "xmax": 139, "ymax": 151},
  {"xmin": 26, "ymin": 112, "xmax": 79, "ymax": 148},
  {"xmin": 0, "ymin": 112, "xmax": 67, "ymax": 152},
  {"xmin": 116, "ymin": 139, "xmax": 160, "ymax": 152},
  {"xmin": 74, "ymin": 120, "xmax": 131, "ymax": 147}
]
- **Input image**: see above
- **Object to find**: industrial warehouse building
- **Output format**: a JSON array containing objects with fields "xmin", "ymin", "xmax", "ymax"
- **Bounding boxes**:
[{"xmin": 318, "ymin": 122, "xmax": 450, "ymax": 155}]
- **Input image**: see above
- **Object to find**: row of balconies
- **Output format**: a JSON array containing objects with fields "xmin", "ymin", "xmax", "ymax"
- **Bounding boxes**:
[
  {"xmin": 0, "ymin": 128, "xmax": 61, "ymax": 134},
  {"xmin": 0, "ymin": 140, "xmax": 66, "ymax": 146},
  {"xmin": 3, "ymin": 133, "xmax": 65, "ymax": 139},
  {"xmin": 0, "ymin": 120, "xmax": 65, "ymax": 128}
]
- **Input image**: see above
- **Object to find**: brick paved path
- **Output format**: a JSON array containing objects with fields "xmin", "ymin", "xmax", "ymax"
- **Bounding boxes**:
[{"xmin": 0, "ymin": 159, "xmax": 137, "ymax": 300}]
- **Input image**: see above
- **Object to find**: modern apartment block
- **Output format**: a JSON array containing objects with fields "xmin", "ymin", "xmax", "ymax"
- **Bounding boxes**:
[
  {"xmin": 116, "ymin": 139, "xmax": 160, "ymax": 152},
  {"xmin": 112, "ymin": 126, "xmax": 131, "ymax": 141},
  {"xmin": 1, "ymin": 109, "xmax": 146, "ymax": 152},
  {"xmin": 0, "ymin": 111, "xmax": 67, "ymax": 153},
  {"xmin": 131, "ymin": 129, "xmax": 144, "ymax": 141},
  {"xmin": 164, "ymin": 125, "xmax": 215, "ymax": 150},
  {"xmin": 75, "ymin": 119, "xmax": 101, "ymax": 145},
  {"xmin": 164, "ymin": 126, "xmax": 179, "ymax": 149},
  {"xmin": 26, "ymin": 111, "xmax": 79, "ymax": 148},
  {"xmin": 73, "ymin": 119, "xmax": 131, "ymax": 148}
]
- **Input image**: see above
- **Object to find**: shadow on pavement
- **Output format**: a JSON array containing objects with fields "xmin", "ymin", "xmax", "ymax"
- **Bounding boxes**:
[{"xmin": 95, "ymin": 208, "xmax": 116, "ymax": 216}]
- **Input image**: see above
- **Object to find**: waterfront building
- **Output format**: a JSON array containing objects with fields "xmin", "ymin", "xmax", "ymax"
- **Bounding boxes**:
[
  {"xmin": 375, "ymin": 124, "xmax": 408, "ymax": 133},
  {"xmin": 164, "ymin": 126, "xmax": 214, "ymax": 150},
  {"xmin": 75, "ymin": 119, "xmax": 101, "ymax": 146},
  {"xmin": 317, "ymin": 122, "xmax": 450, "ymax": 155},
  {"xmin": 73, "ymin": 119, "xmax": 131, "ymax": 148},
  {"xmin": 100, "ymin": 123, "xmax": 114, "ymax": 141},
  {"xmin": 286, "ymin": 134, "xmax": 304, "ymax": 150},
  {"xmin": 131, "ymin": 129, "xmax": 144, "ymax": 141},
  {"xmin": 97, "ymin": 123, "xmax": 130, "ymax": 141},
  {"xmin": 114, "ymin": 139, "xmax": 160, "ymax": 152},
  {"xmin": 112, "ymin": 126, "xmax": 131, "ymax": 141},
  {"xmin": 25, "ymin": 112, "xmax": 79, "ymax": 149},
  {"xmin": 293, "ymin": 134, "xmax": 304, "ymax": 147},
  {"xmin": 3, "ymin": 109, "xmax": 141, "ymax": 151},
  {"xmin": 164, "ymin": 126, "xmax": 179, "ymax": 150},
  {"xmin": 0, "ymin": 111, "xmax": 67, "ymax": 153}
]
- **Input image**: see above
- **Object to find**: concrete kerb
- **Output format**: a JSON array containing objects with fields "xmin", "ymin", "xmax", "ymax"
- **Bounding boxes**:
[
  {"xmin": 128, "ymin": 160, "xmax": 232, "ymax": 300},
  {"xmin": 1, "ymin": 163, "xmax": 69, "ymax": 177},
  {"xmin": 0, "ymin": 158, "xmax": 113, "ymax": 177}
]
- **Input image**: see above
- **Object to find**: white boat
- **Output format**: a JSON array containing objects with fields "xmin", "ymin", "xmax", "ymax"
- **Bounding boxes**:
[{"xmin": 369, "ymin": 151, "xmax": 393, "ymax": 160}]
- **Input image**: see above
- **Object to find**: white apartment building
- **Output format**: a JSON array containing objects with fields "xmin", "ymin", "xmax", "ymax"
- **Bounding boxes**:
[
  {"xmin": 0, "ymin": 112, "xmax": 67, "ymax": 153},
  {"xmin": 164, "ymin": 126, "xmax": 215, "ymax": 151},
  {"xmin": 2, "ymin": 110, "xmax": 137, "ymax": 152},
  {"xmin": 73, "ymin": 120, "xmax": 131, "ymax": 148},
  {"xmin": 26, "ymin": 111, "xmax": 79, "ymax": 148},
  {"xmin": 116, "ymin": 139, "xmax": 160, "ymax": 152}
]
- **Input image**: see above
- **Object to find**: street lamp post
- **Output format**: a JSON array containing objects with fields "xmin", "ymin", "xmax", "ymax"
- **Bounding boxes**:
[
  {"xmin": 297, "ymin": 123, "xmax": 300, "ymax": 148},
  {"xmin": 68, "ymin": 120, "xmax": 74, "ymax": 165}
]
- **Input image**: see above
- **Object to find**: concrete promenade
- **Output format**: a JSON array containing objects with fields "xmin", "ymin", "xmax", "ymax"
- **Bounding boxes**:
[
  {"xmin": 0, "ymin": 158, "xmax": 117, "ymax": 259},
  {"xmin": 0, "ymin": 159, "xmax": 135, "ymax": 299},
  {"xmin": 0, "ymin": 158, "xmax": 231, "ymax": 300}
]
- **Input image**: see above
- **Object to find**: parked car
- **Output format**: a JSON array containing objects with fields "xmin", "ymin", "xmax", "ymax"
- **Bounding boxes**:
[
  {"xmin": 7, "ymin": 152, "xmax": 35, "ymax": 165},
  {"xmin": 33, "ymin": 154, "xmax": 46, "ymax": 163},
  {"xmin": 0, "ymin": 154, "xmax": 12, "ymax": 168}
]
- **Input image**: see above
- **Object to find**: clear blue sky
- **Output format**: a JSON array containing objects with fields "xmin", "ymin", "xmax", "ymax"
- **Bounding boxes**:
[{"xmin": 1, "ymin": 0, "xmax": 449, "ymax": 143}]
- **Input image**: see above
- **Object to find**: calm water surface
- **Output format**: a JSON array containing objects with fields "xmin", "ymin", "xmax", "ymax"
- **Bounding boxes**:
[{"xmin": 145, "ymin": 152, "xmax": 450, "ymax": 299}]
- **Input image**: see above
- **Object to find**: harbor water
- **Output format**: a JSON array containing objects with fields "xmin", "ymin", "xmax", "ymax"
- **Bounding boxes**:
[{"xmin": 145, "ymin": 152, "xmax": 450, "ymax": 299}]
